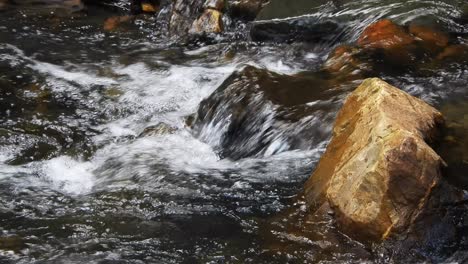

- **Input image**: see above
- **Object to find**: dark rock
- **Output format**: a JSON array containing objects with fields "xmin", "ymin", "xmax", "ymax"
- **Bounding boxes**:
[
  {"xmin": 227, "ymin": 0, "xmax": 267, "ymax": 20},
  {"xmin": 190, "ymin": 65, "xmax": 344, "ymax": 160},
  {"xmin": 255, "ymin": 0, "xmax": 327, "ymax": 20},
  {"xmin": 250, "ymin": 17, "xmax": 342, "ymax": 43}
]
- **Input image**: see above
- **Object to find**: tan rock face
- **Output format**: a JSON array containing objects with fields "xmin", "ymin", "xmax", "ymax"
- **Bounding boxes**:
[
  {"xmin": 304, "ymin": 78, "xmax": 447, "ymax": 240},
  {"xmin": 189, "ymin": 8, "xmax": 223, "ymax": 34}
]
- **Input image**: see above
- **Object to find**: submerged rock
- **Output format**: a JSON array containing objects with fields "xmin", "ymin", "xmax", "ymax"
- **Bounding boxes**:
[
  {"xmin": 228, "ymin": 0, "xmax": 267, "ymax": 20},
  {"xmin": 103, "ymin": 15, "xmax": 133, "ymax": 31},
  {"xmin": 409, "ymin": 23, "xmax": 449, "ymax": 48},
  {"xmin": 169, "ymin": 0, "xmax": 205, "ymax": 36},
  {"xmin": 304, "ymin": 78, "xmax": 463, "ymax": 240},
  {"xmin": 250, "ymin": 17, "xmax": 341, "ymax": 43},
  {"xmin": 190, "ymin": 66, "xmax": 345, "ymax": 160},
  {"xmin": 139, "ymin": 122, "xmax": 177, "ymax": 137}
]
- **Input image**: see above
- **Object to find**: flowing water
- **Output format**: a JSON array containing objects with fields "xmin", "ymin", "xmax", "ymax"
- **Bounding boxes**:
[{"xmin": 0, "ymin": 0, "xmax": 467, "ymax": 263}]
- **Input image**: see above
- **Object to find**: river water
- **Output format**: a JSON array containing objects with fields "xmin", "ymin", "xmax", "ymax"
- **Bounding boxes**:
[{"xmin": 0, "ymin": 0, "xmax": 467, "ymax": 263}]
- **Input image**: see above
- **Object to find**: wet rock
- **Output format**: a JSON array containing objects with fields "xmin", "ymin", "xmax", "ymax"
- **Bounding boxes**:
[
  {"xmin": 357, "ymin": 19, "xmax": 414, "ymax": 49},
  {"xmin": 228, "ymin": 0, "xmax": 267, "ymax": 20},
  {"xmin": 436, "ymin": 44, "xmax": 468, "ymax": 61},
  {"xmin": 103, "ymin": 15, "xmax": 133, "ymax": 31},
  {"xmin": 139, "ymin": 122, "xmax": 177, "ymax": 137},
  {"xmin": 250, "ymin": 17, "xmax": 341, "ymax": 43},
  {"xmin": 304, "ymin": 78, "xmax": 463, "ymax": 240},
  {"xmin": 323, "ymin": 45, "xmax": 369, "ymax": 76},
  {"xmin": 255, "ymin": 0, "xmax": 328, "ymax": 21},
  {"xmin": 437, "ymin": 101, "xmax": 468, "ymax": 189},
  {"xmin": 409, "ymin": 23, "xmax": 449, "ymax": 47},
  {"xmin": 169, "ymin": 0, "xmax": 205, "ymax": 36},
  {"xmin": 191, "ymin": 66, "xmax": 344, "ymax": 160},
  {"xmin": 189, "ymin": 8, "xmax": 223, "ymax": 34}
]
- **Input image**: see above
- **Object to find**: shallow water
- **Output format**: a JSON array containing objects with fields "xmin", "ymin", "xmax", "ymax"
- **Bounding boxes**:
[{"xmin": 0, "ymin": 0, "xmax": 467, "ymax": 263}]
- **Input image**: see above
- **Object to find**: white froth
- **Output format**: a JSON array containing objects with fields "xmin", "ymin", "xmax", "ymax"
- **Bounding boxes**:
[{"xmin": 41, "ymin": 156, "xmax": 95, "ymax": 194}]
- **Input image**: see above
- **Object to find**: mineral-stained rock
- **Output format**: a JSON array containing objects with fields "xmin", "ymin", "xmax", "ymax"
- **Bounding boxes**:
[
  {"xmin": 189, "ymin": 8, "xmax": 223, "ymax": 34},
  {"xmin": 357, "ymin": 19, "xmax": 414, "ymax": 49},
  {"xmin": 303, "ymin": 78, "xmax": 462, "ymax": 240}
]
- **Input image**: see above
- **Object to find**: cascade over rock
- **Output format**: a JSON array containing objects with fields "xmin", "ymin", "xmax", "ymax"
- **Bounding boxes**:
[
  {"xmin": 303, "ymin": 78, "xmax": 463, "ymax": 240},
  {"xmin": 190, "ymin": 66, "xmax": 344, "ymax": 160}
]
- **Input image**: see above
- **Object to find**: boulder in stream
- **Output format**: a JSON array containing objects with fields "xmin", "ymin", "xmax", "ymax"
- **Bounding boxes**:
[
  {"xmin": 227, "ymin": 0, "xmax": 267, "ymax": 20},
  {"xmin": 304, "ymin": 78, "xmax": 464, "ymax": 241},
  {"xmin": 190, "ymin": 65, "xmax": 345, "ymax": 160}
]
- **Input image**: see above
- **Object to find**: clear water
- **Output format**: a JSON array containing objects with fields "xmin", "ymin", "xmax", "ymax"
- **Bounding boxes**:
[{"xmin": 0, "ymin": 0, "xmax": 466, "ymax": 263}]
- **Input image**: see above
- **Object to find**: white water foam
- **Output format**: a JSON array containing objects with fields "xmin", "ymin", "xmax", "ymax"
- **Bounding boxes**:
[{"xmin": 40, "ymin": 156, "xmax": 96, "ymax": 195}]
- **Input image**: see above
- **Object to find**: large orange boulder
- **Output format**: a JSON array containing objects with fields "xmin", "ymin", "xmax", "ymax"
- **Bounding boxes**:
[
  {"xmin": 303, "ymin": 78, "xmax": 461, "ymax": 240},
  {"xmin": 357, "ymin": 19, "xmax": 414, "ymax": 49}
]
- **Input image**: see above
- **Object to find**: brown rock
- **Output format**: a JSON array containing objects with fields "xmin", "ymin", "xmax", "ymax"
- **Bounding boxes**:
[
  {"xmin": 228, "ymin": 0, "xmax": 266, "ymax": 20},
  {"xmin": 323, "ymin": 45, "xmax": 368, "ymax": 74},
  {"xmin": 409, "ymin": 24, "xmax": 449, "ymax": 47},
  {"xmin": 436, "ymin": 44, "xmax": 468, "ymax": 60},
  {"xmin": 357, "ymin": 19, "xmax": 414, "ymax": 49},
  {"xmin": 189, "ymin": 8, "xmax": 223, "ymax": 34},
  {"xmin": 304, "ymin": 78, "xmax": 449, "ymax": 240},
  {"xmin": 141, "ymin": 2, "xmax": 158, "ymax": 13},
  {"xmin": 103, "ymin": 16, "xmax": 133, "ymax": 31}
]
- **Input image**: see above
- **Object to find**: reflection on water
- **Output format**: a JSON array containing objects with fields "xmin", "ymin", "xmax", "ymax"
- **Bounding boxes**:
[{"xmin": 0, "ymin": 0, "xmax": 467, "ymax": 262}]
